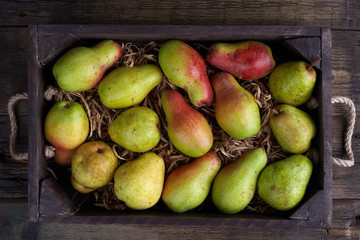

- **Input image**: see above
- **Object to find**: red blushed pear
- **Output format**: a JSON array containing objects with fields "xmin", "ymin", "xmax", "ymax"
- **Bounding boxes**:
[
  {"xmin": 53, "ymin": 39, "xmax": 123, "ymax": 91},
  {"xmin": 44, "ymin": 101, "xmax": 89, "ymax": 166},
  {"xmin": 211, "ymin": 72, "xmax": 261, "ymax": 140},
  {"xmin": 161, "ymin": 90, "xmax": 213, "ymax": 158},
  {"xmin": 159, "ymin": 40, "xmax": 213, "ymax": 107},
  {"xmin": 206, "ymin": 41, "xmax": 275, "ymax": 80},
  {"xmin": 162, "ymin": 151, "xmax": 221, "ymax": 213}
]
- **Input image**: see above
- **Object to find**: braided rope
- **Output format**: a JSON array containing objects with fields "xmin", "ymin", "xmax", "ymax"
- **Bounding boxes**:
[
  {"xmin": 331, "ymin": 96, "xmax": 356, "ymax": 167},
  {"xmin": 43, "ymin": 85, "xmax": 59, "ymax": 101},
  {"xmin": 7, "ymin": 93, "xmax": 28, "ymax": 161},
  {"xmin": 7, "ymin": 89, "xmax": 59, "ymax": 161}
]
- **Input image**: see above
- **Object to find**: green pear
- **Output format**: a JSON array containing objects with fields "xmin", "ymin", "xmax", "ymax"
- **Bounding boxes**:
[
  {"xmin": 212, "ymin": 148, "xmax": 267, "ymax": 214},
  {"xmin": 268, "ymin": 60, "xmax": 317, "ymax": 106},
  {"xmin": 211, "ymin": 72, "xmax": 261, "ymax": 140},
  {"xmin": 71, "ymin": 141, "xmax": 118, "ymax": 193},
  {"xmin": 114, "ymin": 152, "xmax": 165, "ymax": 210},
  {"xmin": 98, "ymin": 64, "xmax": 163, "ymax": 108},
  {"xmin": 162, "ymin": 151, "xmax": 221, "ymax": 213},
  {"xmin": 206, "ymin": 41, "xmax": 275, "ymax": 80},
  {"xmin": 158, "ymin": 40, "xmax": 213, "ymax": 107},
  {"xmin": 108, "ymin": 106, "xmax": 161, "ymax": 152},
  {"xmin": 257, "ymin": 154, "xmax": 313, "ymax": 211},
  {"xmin": 161, "ymin": 90, "xmax": 213, "ymax": 158},
  {"xmin": 270, "ymin": 104, "xmax": 316, "ymax": 153},
  {"xmin": 44, "ymin": 101, "xmax": 89, "ymax": 166},
  {"xmin": 53, "ymin": 40, "xmax": 123, "ymax": 91}
]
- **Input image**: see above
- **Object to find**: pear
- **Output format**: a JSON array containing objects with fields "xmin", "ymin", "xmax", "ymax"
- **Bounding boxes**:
[
  {"xmin": 161, "ymin": 90, "xmax": 213, "ymax": 158},
  {"xmin": 270, "ymin": 104, "xmax": 316, "ymax": 153},
  {"xmin": 98, "ymin": 64, "xmax": 163, "ymax": 108},
  {"xmin": 158, "ymin": 40, "xmax": 213, "ymax": 107},
  {"xmin": 53, "ymin": 40, "xmax": 123, "ymax": 91},
  {"xmin": 71, "ymin": 141, "xmax": 118, "ymax": 193},
  {"xmin": 268, "ymin": 60, "xmax": 318, "ymax": 106},
  {"xmin": 257, "ymin": 154, "xmax": 313, "ymax": 211},
  {"xmin": 44, "ymin": 101, "xmax": 89, "ymax": 166},
  {"xmin": 211, "ymin": 72, "xmax": 261, "ymax": 140},
  {"xmin": 162, "ymin": 151, "xmax": 221, "ymax": 213},
  {"xmin": 108, "ymin": 106, "xmax": 160, "ymax": 152},
  {"xmin": 113, "ymin": 152, "xmax": 165, "ymax": 210},
  {"xmin": 206, "ymin": 41, "xmax": 275, "ymax": 80},
  {"xmin": 212, "ymin": 148, "xmax": 267, "ymax": 214}
]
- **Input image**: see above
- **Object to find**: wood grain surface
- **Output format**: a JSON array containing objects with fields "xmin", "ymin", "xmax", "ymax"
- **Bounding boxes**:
[{"xmin": 0, "ymin": 1, "xmax": 359, "ymax": 239}]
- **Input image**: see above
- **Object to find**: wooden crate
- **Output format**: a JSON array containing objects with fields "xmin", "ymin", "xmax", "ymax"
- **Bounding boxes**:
[{"xmin": 27, "ymin": 25, "xmax": 332, "ymax": 228}]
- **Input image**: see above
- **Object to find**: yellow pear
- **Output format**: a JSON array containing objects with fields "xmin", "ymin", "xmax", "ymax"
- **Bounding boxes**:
[
  {"xmin": 71, "ymin": 141, "xmax": 118, "ymax": 193},
  {"xmin": 108, "ymin": 106, "xmax": 161, "ymax": 152},
  {"xmin": 113, "ymin": 153, "xmax": 165, "ymax": 210}
]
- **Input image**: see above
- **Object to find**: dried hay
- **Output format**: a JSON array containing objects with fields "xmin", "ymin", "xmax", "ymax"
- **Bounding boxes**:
[{"xmin": 49, "ymin": 41, "xmax": 298, "ymax": 214}]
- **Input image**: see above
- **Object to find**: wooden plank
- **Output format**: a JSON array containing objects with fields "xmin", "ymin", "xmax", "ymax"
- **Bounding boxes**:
[
  {"xmin": 0, "ymin": 200, "xmax": 326, "ymax": 240},
  {"xmin": 331, "ymin": 30, "xmax": 360, "ymax": 100},
  {"xmin": 332, "ymin": 199, "xmax": 360, "ymax": 220},
  {"xmin": 0, "ymin": 162, "xmax": 27, "ymax": 198},
  {"xmin": 332, "ymin": 116, "xmax": 360, "ymax": 160},
  {"xmin": 319, "ymin": 28, "xmax": 333, "ymax": 228},
  {"xmin": 39, "ymin": 24, "xmax": 322, "ymax": 37},
  {"xmin": 27, "ymin": 24, "xmax": 48, "ymax": 222},
  {"xmin": 0, "ymin": 27, "xmax": 28, "ymax": 115},
  {"xmin": 327, "ymin": 227, "xmax": 360, "ymax": 240},
  {"xmin": 33, "ymin": 224, "xmax": 325, "ymax": 239},
  {"xmin": 331, "ymin": 29, "xmax": 360, "ymax": 199},
  {"xmin": 0, "ymin": 0, "xmax": 359, "ymax": 29},
  {"xmin": 329, "ymin": 199, "xmax": 360, "ymax": 240},
  {"xmin": 0, "ymin": 115, "xmax": 28, "ymax": 159},
  {"xmin": 0, "ymin": 115, "xmax": 28, "ymax": 199},
  {"xmin": 1, "ymin": 199, "xmax": 360, "ymax": 239},
  {"xmin": 0, "ymin": 199, "xmax": 35, "ymax": 240},
  {"xmin": 332, "ymin": 162, "xmax": 360, "ymax": 199},
  {"xmin": 0, "ymin": 116, "xmax": 28, "ymax": 200}
]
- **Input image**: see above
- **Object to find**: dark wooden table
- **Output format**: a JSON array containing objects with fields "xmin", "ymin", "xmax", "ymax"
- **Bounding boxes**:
[{"xmin": 1, "ymin": 1, "xmax": 359, "ymax": 239}]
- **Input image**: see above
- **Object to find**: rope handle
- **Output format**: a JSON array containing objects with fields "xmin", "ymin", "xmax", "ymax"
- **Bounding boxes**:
[
  {"xmin": 8, "ymin": 90, "xmax": 56, "ymax": 162},
  {"xmin": 7, "ymin": 93, "xmax": 28, "ymax": 162},
  {"xmin": 7, "ymin": 91, "xmax": 356, "ymax": 167},
  {"xmin": 331, "ymin": 96, "xmax": 356, "ymax": 167}
]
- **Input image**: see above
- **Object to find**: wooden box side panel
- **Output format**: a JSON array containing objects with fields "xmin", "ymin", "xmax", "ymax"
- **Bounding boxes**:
[
  {"xmin": 27, "ymin": 25, "xmax": 48, "ymax": 222},
  {"xmin": 319, "ymin": 27, "xmax": 333, "ymax": 228},
  {"xmin": 37, "ymin": 24, "xmax": 321, "ymax": 42}
]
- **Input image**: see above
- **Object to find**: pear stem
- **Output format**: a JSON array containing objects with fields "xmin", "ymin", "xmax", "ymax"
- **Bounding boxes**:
[{"xmin": 307, "ymin": 57, "xmax": 321, "ymax": 71}]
